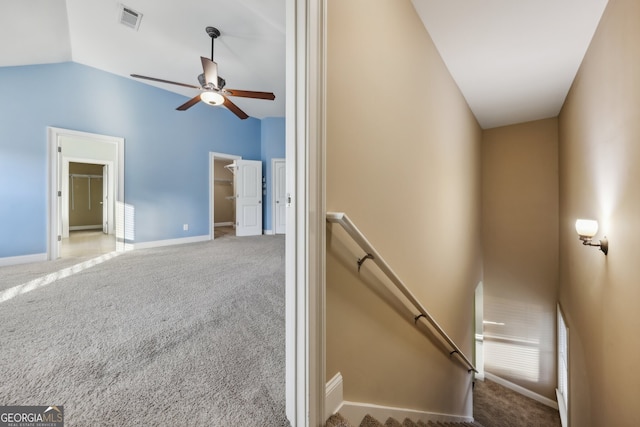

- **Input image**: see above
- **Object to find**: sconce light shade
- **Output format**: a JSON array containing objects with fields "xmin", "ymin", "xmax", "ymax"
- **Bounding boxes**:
[
  {"xmin": 575, "ymin": 218, "xmax": 608, "ymax": 255},
  {"xmin": 575, "ymin": 219, "xmax": 598, "ymax": 239}
]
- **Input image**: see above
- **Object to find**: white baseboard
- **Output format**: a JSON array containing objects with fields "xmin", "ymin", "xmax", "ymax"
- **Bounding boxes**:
[
  {"xmin": 0, "ymin": 253, "xmax": 48, "ymax": 267},
  {"xmin": 214, "ymin": 222, "xmax": 234, "ymax": 227},
  {"xmin": 132, "ymin": 235, "xmax": 210, "ymax": 250},
  {"xmin": 263, "ymin": 229, "xmax": 274, "ymax": 235},
  {"xmin": 69, "ymin": 225, "xmax": 102, "ymax": 231},
  {"xmin": 556, "ymin": 389, "xmax": 568, "ymax": 427},
  {"xmin": 485, "ymin": 372, "xmax": 558, "ymax": 409},
  {"xmin": 325, "ymin": 373, "xmax": 472, "ymax": 425},
  {"xmin": 326, "ymin": 372, "xmax": 344, "ymax": 420}
]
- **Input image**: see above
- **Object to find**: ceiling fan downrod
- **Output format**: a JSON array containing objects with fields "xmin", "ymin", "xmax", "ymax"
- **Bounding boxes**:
[{"xmin": 206, "ymin": 26, "xmax": 220, "ymax": 61}]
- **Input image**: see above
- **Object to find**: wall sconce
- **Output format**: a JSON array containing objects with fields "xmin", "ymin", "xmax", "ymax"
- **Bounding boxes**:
[{"xmin": 575, "ymin": 219, "xmax": 608, "ymax": 255}]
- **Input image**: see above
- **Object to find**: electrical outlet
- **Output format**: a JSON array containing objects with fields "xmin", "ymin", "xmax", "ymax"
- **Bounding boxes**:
[{"xmin": 183, "ymin": 224, "xmax": 189, "ymax": 231}]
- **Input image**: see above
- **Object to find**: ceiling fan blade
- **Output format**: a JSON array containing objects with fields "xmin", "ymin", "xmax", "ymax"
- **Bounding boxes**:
[
  {"xmin": 223, "ymin": 96, "xmax": 249, "ymax": 120},
  {"xmin": 201, "ymin": 57, "xmax": 219, "ymax": 89},
  {"xmin": 130, "ymin": 74, "xmax": 200, "ymax": 89},
  {"xmin": 225, "ymin": 89, "xmax": 275, "ymax": 100},
  {"xmin": 177, "ymin": 95, "xmax": 202, "ymax": 111}
]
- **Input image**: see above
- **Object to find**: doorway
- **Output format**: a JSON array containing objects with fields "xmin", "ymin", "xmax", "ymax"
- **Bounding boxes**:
[
  {"xmin": 62, "ymin": 162, "xmax": 115, "ymax": 258},
  {"xmin": 210, "ymin": 152, "xmax": 241, "ymax": 240},
  {"xmin": 48, "ymin": 127, "xmax": 125, "ymax": 260},
  {"xmin": 209, "ymin": 153, "xmax": 263, "ymax": 239}
]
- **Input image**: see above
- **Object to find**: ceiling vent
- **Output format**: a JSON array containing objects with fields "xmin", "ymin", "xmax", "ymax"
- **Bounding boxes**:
[{"xmin": 118, "ymin": 4, "xmax": 142, "ymax": 31}]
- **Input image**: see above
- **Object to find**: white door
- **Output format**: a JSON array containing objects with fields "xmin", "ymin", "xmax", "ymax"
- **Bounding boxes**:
[
  {"xmin": 274, "ymin": 159, "xmax": 286, "ymax": 234},
  {"xmin": 55, "ymin": 140, "xmax": 63, "ymax": 258},
  {"xmin": 234, "ymin": 159, "xmax": 262, "ymax": 236},
  {"xmin": 102, "ymin": 165, "xmax": 108, "ymax": 234}
]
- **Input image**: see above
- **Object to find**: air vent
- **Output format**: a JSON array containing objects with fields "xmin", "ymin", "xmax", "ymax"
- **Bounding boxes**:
[{"xmin": 118, "ymin": 4, "xmax": 142, "ymax": 31}]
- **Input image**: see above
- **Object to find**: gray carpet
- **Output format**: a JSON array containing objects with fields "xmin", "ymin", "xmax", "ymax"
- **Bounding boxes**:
[{"xmin": 0, "ymin": 233, "xmax": 289, "ymax": 426}]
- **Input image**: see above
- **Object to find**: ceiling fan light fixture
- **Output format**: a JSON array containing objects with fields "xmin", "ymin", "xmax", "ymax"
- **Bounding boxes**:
[{"xmin": 200, "ymin": 91, "xmax": 225, "ymax": 106}]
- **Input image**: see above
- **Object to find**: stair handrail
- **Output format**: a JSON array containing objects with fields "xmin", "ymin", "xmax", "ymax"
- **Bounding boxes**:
[{"xmin": 327, "ymin": 211, "xmax": 478, "ymax": 373}]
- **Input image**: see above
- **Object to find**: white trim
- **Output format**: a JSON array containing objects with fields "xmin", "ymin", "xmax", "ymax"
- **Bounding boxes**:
[
  {"xmin": 557, "ymin": 304, "xmax": 569, "ymax": 427},
  {"xmin": 556, "ymin": 388, "xmax": 568, "ymax": 427},
  {"xmin": 338, "ymin": 401, "xmax": 474, "ymax": 426},
  {"xmin": 0, "ymin": 253, "xmax": 48, "ymax": 267},
  {"xmin": 214, "ymin": 222, "xmax": 234, "ymax": 227},
  {"xmin": 285, "ymin": 0, "xmax": 326, "ymax": 425},
  {"xmin": 69, "ymin": 225, "xmax": 103, "ymax": 231},
  {"xmin": 209, "ymin": 152, "xmax": 241, "ymax": 241},
  {"xmin": 131, "ymin": 235, "xmax": 210, "ymax": 250},
  {"xmin": 263, "ymin": 229, "xmax": 275, "ymax": 235},
  {"xmin": 485, "ymin": 372, "xmax": 559, "ymax": 409},
  {"xmin": 325, "ymin": 373, "xmax": 344, "ymax": 420},
  {"xmin": 272, "ymin": 158, "xmax": 286, "ymax": 234},
  {"xmin": 48, "ymin": 127, "xmax": 125, "ymax": 260}
]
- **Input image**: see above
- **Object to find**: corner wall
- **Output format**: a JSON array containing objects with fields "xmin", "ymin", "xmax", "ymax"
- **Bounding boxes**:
[
  {"xmin": 326, "ymin": 0, "xmax": 482, "ymax": 417},
  {"xmin": 481, "ymin": 118, "xmax": 559, "ymax": 400},
  {"xmin": 558, "ymin": 0, "xmax": 640, "ymax": 425}
]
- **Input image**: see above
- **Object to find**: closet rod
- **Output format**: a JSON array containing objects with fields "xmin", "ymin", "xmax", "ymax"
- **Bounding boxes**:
[{"xmin": 70, "ymin": 174, "xmax": 103, "ymax": 179}]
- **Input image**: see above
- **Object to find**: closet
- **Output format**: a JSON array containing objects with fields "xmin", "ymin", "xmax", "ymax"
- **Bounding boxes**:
[
  {"xmin": 69, "ymin": 162, "xmax": 104, "ymax": 231},
  {"xmin": 213, "ymin": 159, "xmax": 235, "ymax": 227}
]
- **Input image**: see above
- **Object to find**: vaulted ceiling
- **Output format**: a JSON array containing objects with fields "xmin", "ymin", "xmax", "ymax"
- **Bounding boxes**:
[
  {"xmin": 1, "ymin": 0, "xmax": 608, "ymax": 127},
  {"xmin": 0, "ymin": 0, "xmax": 286, "ymax": 119},
  {"xmin": 412, "ymin": 0, "xmax": 609, "ymax": 129}
]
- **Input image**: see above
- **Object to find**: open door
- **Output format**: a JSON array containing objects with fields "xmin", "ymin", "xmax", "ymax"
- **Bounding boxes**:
[
  {"xmin": 274, "ymin": 159, "xmax": 286, "ymax": 234},
  {"xmin": 102, "ymin": 165, "xmax": 108, "ymax": 234},
  {"xmin": 234, "ymin": 159, "xmax": 262, "ymax": 236}
]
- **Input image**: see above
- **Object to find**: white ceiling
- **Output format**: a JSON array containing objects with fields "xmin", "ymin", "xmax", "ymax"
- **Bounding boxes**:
[
  {"xmin": 412, "ymin": 0, "xmax": 609, "ymax": 129},
  {"xmin": 1, "ymin": 0, "xmax": 608, "ymax": 127},
  {"xmin": 0, "ymin": 0, "xmax": 286, "ymax": 119}
]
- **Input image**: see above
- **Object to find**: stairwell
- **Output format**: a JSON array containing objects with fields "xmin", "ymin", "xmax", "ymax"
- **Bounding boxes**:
[{"xmin": 326, "ymin": 413, "xmax": 485, "ymax": 427}]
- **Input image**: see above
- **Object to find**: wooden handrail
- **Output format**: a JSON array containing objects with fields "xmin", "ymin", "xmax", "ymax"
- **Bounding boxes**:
[{"xmin": 327, "ymin": 211, "xmax": 477, "ymax": 373}]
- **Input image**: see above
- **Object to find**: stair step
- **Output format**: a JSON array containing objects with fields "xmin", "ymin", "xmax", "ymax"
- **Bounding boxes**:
[
  {"xmin": 326, "ymin": 413, "xmax": 354, "ymax": 427},
  {"xmin": 360, "ymin": 414, "xmax": 385, "ymax": 427},
  {"xmin": 325, "ymin": 413, "xmax": 485, "ymax": 427},
  {"xmin": 384, "ymin": 417, "xmax": 403, "ymax": 427}
]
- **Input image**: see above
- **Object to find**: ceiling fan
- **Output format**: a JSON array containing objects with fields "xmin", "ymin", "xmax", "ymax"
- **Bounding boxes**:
[{"xmin": 131, "ymin": 26, "xmax": 275, "ymax": 120}]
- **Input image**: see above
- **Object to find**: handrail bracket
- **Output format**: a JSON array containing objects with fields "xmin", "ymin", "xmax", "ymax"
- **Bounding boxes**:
[{"xmin": 357, "ymin": 253, "xmax": 374, "ymax": 272}]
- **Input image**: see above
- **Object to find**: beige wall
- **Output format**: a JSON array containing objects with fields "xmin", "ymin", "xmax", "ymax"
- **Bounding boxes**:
[
  {"xmin": 481, "ymin": 118, "xmax": 559, "ymax": 400},
  {"xmin": 558, "ymin": 0, "xmax": 640, "ymax": 425},
  {"xmin": 326, "ymin": 0, "xmax": 482, "ymax": 416}
]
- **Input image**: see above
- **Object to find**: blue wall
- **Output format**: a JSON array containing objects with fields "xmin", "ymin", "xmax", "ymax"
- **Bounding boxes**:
[
  {"xmin": 261, "ymin": 117, "xmax": 286, "ymax": 232},
  {"xmin": 0, "ymin": 62, "xmax": 283, "ymax": 258}
]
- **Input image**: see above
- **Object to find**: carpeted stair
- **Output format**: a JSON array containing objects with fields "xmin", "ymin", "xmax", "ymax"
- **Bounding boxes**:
[{"xmin": 326, "ymin": 413, "xmax": 485, "ymax": 427}]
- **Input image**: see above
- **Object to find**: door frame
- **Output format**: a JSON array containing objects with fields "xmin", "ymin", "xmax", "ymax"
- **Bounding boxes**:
[
  {"xmin": 48, "ymin": 127, "xmax": 125, "ymax": 260},
  {"xmin": 272, "ymin": 158, "xmax": 286, "ymax": 234},
  {"xmin": 209, "ymin": 152, "xmax": 241, "ymax": 240},
  {"xmin": 286, "ymin": 0, "xmax": 326, "ymax": 424}
]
